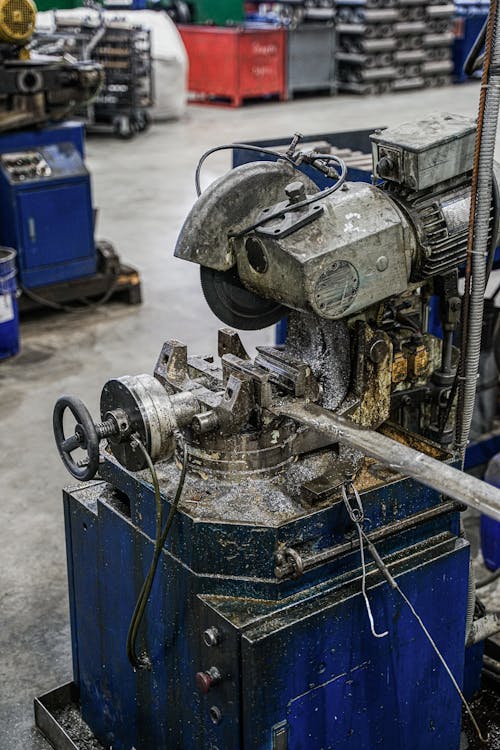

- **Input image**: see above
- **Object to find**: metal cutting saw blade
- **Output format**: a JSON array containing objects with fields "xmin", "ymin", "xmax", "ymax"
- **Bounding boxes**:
[{"xmin": 174, "ymin": 159, "xmax": 318, "ymax": 330}]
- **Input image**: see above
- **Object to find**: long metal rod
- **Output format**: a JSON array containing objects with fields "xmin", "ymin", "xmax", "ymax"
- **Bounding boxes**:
[{"xmin": 276, "ymin": 401, "xmax": 500, "ymax": 522}]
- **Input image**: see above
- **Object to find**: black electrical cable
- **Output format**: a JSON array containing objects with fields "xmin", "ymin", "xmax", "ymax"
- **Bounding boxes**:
[
  {"xmin": 126, "ymin": 436, "xmax": 188, "ymax": 670},
  {"xmin": 195, "ymin": 143, "xmax": 299, "ymax": 198},
  {"xmin": 194, "ymin": 143, "xmax": 348, "ymax": 238},
  {"xmin": 229, "ymin": 153, "xmax": 348, "ymax": 239},
  {"xmin": 20, "ymin": 267, "xmax": 119, "ymax": 314}
]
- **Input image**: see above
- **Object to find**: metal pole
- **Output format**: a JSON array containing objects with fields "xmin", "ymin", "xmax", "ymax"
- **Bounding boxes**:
[{"xmin": 277, "ymin": 401, "xmax": 500, "ymax": 522}]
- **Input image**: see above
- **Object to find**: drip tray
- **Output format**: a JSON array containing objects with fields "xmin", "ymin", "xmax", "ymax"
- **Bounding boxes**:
[{"xmin": 34, "ymin": 683, "xmax": 105, "ymax": 750}]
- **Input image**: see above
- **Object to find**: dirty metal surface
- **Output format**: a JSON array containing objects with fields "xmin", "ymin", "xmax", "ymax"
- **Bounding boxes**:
[{"xmin": 463, "ymin": 688, "xmax": 500, "ymax": 750}]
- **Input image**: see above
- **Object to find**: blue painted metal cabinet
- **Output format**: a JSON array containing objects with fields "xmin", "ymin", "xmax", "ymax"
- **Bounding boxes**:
[
  {"xmin": 0, "ymin": 124, "xmax": 96, "ymax": 288},
  {"xmin": 63, "ymin": 440, "xmax": 471, "ymax": 750}
]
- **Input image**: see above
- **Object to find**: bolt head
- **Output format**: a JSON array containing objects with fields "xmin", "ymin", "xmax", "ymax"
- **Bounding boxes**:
[
  {"xmin": 376, "ymin": 255, "xmax": 388, "ymax": 272},
  {"xmin": 285, "ymin": 180, "xmax": 306, "ymax": 204},
  {"xmin": 203, "ymin": 627, "xmax": 221, "ymax": 647}
]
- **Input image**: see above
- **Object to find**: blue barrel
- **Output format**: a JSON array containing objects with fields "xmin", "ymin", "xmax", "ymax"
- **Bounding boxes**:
[
  {"xmin": 481, "ymin": 454, "xmax": 500, "ymax": 570},
  {"xmin": 0, "ymin": 247, "xmax": 20, "ymax": 360}
]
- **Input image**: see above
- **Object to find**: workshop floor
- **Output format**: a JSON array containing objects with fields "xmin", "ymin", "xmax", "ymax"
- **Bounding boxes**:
[{"xmin": 1, "ymin": 84, "xmax": 500, "ymax": 749}]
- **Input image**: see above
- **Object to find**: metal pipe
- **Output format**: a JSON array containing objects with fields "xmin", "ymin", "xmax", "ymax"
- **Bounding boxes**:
[
  {"xmin": 466, "ymin": 613, "xmax": 500, "ymax": 646},
  {"xmin": 276, "ymin": 401, "xmax": 500, "ymax": 521},
  {"xmin": 456, "ymin": 0, "xmax": 500, "ymax": 455},
  {"xmin": 274, "ymin": 501, "xmax": 458, "ymax": 579}
]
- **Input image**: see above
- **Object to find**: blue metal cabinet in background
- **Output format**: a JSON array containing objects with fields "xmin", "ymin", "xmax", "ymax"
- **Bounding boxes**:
[{"xmin": 0, "ymin": 124, "xmax": 96, "ymax": 289}]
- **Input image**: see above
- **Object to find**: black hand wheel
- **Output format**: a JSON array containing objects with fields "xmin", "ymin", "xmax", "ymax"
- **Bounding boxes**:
[{"xmin": 53, "ymin": 395, "xmax": 100, "ymax": 481}]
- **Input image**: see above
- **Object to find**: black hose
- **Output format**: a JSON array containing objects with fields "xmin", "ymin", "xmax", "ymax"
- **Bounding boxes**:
[
  {"xmin": 126, "ymin": 437, "xmax": 188, "ymax": 670},
  {"xmin": 195, "ymin": 143, "xmax": 299, "ymax": 198},
  {"xmin": 194, "ymin": 143, "xmax": 348, "ymax": 239}
]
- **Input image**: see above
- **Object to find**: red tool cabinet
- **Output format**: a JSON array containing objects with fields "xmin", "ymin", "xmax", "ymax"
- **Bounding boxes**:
[{"xmin": 179, "ymin": 26, "xmax": 287, "ymax": 107}]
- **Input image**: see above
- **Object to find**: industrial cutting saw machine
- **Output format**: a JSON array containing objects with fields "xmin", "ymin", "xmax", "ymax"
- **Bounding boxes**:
[{"xmin": 40, "ymin": 113, "xmax": 500, "ymax": 749}]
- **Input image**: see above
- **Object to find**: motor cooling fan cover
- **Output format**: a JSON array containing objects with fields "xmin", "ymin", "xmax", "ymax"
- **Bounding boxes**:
[{"xmin": 0, "ymin": 0, "xmax": 36, "ymax": 44}]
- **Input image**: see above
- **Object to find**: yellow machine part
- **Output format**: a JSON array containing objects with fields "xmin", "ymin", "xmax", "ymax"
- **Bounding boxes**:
[{"xmin": 0, "ymin": 0, "xmax": 36, "ymax": 45}]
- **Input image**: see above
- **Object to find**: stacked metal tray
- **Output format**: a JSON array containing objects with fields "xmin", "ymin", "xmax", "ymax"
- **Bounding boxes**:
[{"xmin": 336, "ymin": 0, "xmax": 455, "ymax": 94}]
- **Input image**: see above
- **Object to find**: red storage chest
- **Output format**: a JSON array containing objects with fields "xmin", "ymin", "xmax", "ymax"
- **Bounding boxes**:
[{"xmin": 179, "ymin": 25, "xmax": 287, "ymax": 107}]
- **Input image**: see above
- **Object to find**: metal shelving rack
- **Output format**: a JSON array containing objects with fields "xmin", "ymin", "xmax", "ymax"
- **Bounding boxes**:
[
  {"xmin": 32, "ymin": 17, "xmax": 153, "ymax": 138},
  {"xmin": 89, "ymin": 24, "xmax": 153, "ymax": 137},
  {"xmin": 335, "ymin": 0, "xmax": 455, "ymax": 95}
]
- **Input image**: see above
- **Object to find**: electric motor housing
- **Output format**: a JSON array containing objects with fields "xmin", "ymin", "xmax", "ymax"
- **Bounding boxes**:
[
  {"xmin": 0, "ymin": 0, "xmax": 36, "ymax": 45},
  {"xmin": 175, "ymin": 114, "xmax": 500, "ymax": 326}
]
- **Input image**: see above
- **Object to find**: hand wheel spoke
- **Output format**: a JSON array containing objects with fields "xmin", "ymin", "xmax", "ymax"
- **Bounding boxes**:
[{"xmin": 61, "ymin": 434, "xmax": 81, "ymax": 453}]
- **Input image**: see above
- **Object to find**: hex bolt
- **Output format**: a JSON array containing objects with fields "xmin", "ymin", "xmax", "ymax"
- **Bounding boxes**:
[
  {"xmin": 203, "ymin": 627, "xmax": 221, "ymax": 648},
  {"xmin": 285, "ymin": 181, "xmax": 306, "ymax": 204}
]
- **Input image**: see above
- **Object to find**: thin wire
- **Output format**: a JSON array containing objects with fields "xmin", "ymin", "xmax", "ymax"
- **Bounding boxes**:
[
  {"xmin": 342, "ymin": 483, "xmax": 388, "ymax": 638},
  {"xmin": 395, "ymin": 586, "xmax": 488, "ymax": 744},
  {"xmin": 356, "ymin": 523, "xmax": 389, "ymax": 638},
  {"xmin": 126, "ymin": 435, "xmax": 188, "ymax": 670},
  {"xmin": 355, "ymin": 523, "xmax": 488, "ymax": 744}
]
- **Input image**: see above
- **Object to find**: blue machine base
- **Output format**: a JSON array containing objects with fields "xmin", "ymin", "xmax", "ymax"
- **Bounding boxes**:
[{"xmin": 62, "ymin": 436, "xmax": 473, "ymax": 750}]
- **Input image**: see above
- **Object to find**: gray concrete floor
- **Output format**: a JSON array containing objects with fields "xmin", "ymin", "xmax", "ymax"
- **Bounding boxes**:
[{"xmin": 0, "ymin": 83, "xmax": 499, "ymax": 748}]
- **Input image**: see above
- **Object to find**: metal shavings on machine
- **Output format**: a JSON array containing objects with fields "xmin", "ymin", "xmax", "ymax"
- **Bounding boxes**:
[{"xmin": 48, "ymin": 113, "xmax": 500, "ymax": 750}]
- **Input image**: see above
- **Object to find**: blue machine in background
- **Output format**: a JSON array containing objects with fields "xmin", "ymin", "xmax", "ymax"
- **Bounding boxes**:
[
  {"xmin": 0, "ymin": 122, "xmax": 96, "ymax": 290},
  {"xmin": 453, "ymin": 1, "xmax": 489, "ymax": 84}
]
